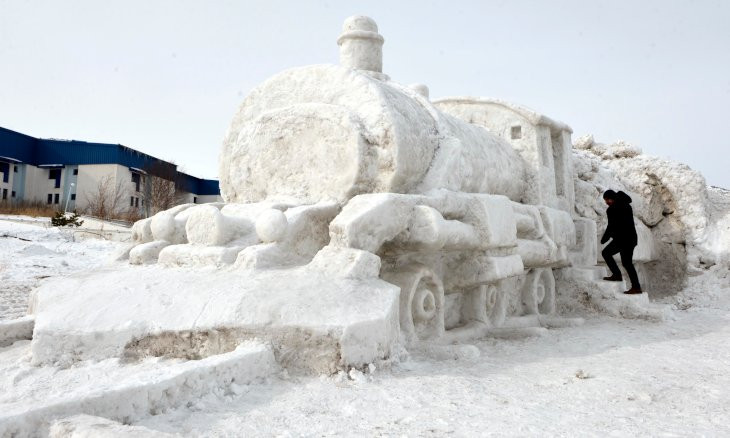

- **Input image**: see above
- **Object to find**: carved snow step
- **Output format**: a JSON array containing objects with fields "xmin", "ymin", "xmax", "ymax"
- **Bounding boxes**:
[
  {"xmin": 0, "ymin": 342, "xmax": 277, "ymax": 437},
  {"xmin": 585, "ymin": 281, "xmax": 672, "ymax": 321},
  {"xmin": 593, "ymin": 281, "xmax": 642, "ymax": 302}
]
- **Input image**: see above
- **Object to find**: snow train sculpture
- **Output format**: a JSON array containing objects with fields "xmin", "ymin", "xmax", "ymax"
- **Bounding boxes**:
[
  {"xmin": 128, "ymin": 16, "xmax": 589, "ymax": 345},
  {"xmin": 30, "ymin": 16, "xmax": 652, "ymax": 373}
]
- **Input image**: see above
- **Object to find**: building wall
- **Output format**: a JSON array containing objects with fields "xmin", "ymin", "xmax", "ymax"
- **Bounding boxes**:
[
  {"xmin": 4, "ymin": 160, "xmax": 219, "ymax": 214},
  {"xmin": 22, "ymin": 165, "xmax": 66, "ymax": 207},
  {"xmin": 13, "ymin": 163, "xmax": 26, "ymax": 200},
  {"xmin": 75, "ymin": 164, "xmax": 123, "ymax": 213},
  {"xmin": 74, "ymin": 164, "xmax": 149, "ymax": 217},
  {"xmin": 0, "ymin": 161, "xmax": 13, "ymax": 202},
  {"xmin": 1, "ymin": 126, "xmax": 221, "ymax": 216},
  {"xmin": 196, "ymin": 194, "xmax": 223, "ymax": 203},
  {"xmin": 177, "ymin": 191, "xmax": 223, "ymax": 205}
]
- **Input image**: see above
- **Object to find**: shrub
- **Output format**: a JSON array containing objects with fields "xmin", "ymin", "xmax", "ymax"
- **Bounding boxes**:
[{"xmin": 51, "ymin": 210, "xmax": 84, "ymax": 227}]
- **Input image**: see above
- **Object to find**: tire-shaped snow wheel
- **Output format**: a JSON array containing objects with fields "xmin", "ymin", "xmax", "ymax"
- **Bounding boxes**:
[
  {"xmin": 484, "ymin": 284, "xmax": 508, "ymax": 327},
  {"xmin": 521, "ymin": 268, "xmax": 556, "ymax": 315},
  {"xmin": 382, "ymin": 264, "xmax": 445, "ymax": 343}
]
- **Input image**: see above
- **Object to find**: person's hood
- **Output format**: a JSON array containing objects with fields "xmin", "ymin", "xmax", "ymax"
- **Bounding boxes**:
[{"xmin": 616, "ymin": 191, "xmax": 632, "ymax": 204}]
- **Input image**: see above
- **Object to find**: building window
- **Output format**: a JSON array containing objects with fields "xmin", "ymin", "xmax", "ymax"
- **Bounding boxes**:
[
  {"xmin": 14, "ymin": 165, "xmax": 18, "ymax": 173},
  {"xmin": 0, "ymin": 162, "xmax": 8, "ymax": 183},
  {"xmin": 11, "ymin": 191, "xmax": 16, "ymax": 198},
  {"xmin": 131, "ymin": 173, "xmax": 141, "ymax": 192},
  {"xmin": 193, "ymin": 197, "xmax": 197, "ymax": 203},
  {"xmin": 47, "ymin": 194, "xmax": 53, "ymax": 204},
  {"xmin": 49, "ymin": 169, "xmax": 61, "ymax": 188},
  {"xmin": 2, "ymin": 189, "xmax": 6, "ymax": 200},
  {"xmin": 141, "ymin": 199, "xmax": 144, "ymax": 206},
  {"xmin": 54, "ymin": 193, "xmax": 59, "ymax": 204},
  {"xmin": 70, "ymin": 194, "xmax": 76, "ymax": 200},
  {"xmin": 130, "ymin": 196, "xmax": 134, "ymax": 207},
  {"xmin": 135, "ymin": 197, "xmax": 139, "ymax": 208},
  {"xmin": 73, "ymin": 169, "xmax": 78, "ymax": 176},
  {"xmin": 511, "ymin": 126, "xmax": 522, "ymax": 140}
]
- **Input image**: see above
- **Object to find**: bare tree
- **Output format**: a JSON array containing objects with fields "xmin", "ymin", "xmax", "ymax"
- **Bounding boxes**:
[
  {"xmin": 146, "ymin": 175, "xmax": 179, "ymax": 214},
  {"xmin": 84, "ymin": 175, "xmax": 126, "ymax": 220},
  {"xmin": 144, "ymin": 161, "xmax": 184, "ymax": 215}
]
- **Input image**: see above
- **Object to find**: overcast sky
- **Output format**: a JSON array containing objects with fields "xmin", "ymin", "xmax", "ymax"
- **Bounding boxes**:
[{"xmin": 1, "ymin": 0, "xmax": 729, "ymax": 188}]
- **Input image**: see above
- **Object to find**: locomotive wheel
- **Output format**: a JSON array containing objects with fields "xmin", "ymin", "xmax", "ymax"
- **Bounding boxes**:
[
  {"xmin": 484, "ymin": 284, "xmax": 508, "ymax": 327},
  {"xmin": 382, "ymin": 264, "xmax": 445, "ymax": 343},
  {"xmin": 521, "ymin": 268, "xmax": 556, "ymax": 315}
]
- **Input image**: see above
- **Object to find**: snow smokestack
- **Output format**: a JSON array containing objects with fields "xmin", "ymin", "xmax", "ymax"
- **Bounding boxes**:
[{"xmin": 337, "ymin": 16, "xmax": 384, "ymax": 73}]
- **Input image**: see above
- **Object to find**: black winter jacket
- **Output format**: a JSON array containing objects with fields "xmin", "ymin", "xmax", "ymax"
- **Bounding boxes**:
[{"xmin": 601, "ymin": 191, "xmax": 638, "ymax": 247}]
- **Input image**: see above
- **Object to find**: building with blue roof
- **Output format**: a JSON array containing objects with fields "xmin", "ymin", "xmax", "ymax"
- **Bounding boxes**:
[{"xmin": 0, "ymin": 126, "xmax": 221, "ymax": 217}]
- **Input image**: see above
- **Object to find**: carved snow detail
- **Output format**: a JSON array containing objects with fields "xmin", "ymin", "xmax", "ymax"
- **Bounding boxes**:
[
  {"xmin": 521, "ymin": 268, "xmax": 556, "ymax": 315},
  {"xmin": 383, "ymin": 265, "xmax": 445, "ymax": 343}
]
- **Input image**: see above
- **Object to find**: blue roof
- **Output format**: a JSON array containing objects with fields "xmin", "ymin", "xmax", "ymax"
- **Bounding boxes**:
[
  {"xmin": 178, "ymin": 173, "xmax": 221, "ymax": 196},
  {"xmin": 0, "ymin": 126, "xmax": 219, "ymax": 195},
  {"xmin": 0, "ymin": 126, "xmax": 36, "ymax": 163}
]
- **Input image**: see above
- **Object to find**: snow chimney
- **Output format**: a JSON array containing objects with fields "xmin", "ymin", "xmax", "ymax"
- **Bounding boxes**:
[{"xmin": 337, "ymin": 16, "xmax": 384, "ymax": 73}]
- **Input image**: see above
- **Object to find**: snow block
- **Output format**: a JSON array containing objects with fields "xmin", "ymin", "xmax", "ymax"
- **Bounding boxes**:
[
  {"xmin": 29, "ymin": 266, "xmax": 400, "ymax": 373},
  {"xmin": 539, "ymin": 206, "xmax": 576, "ymax": 247},
  {"xmin": 569, "ymin": 218, "xmax": 598, "ymax": 267},
  {"xmin": 129, "ymin": 240, "xmax": 170, "ymax": 265}
]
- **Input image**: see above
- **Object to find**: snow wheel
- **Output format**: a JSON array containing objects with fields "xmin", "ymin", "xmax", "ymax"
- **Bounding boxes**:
[
  {"xmin": 521, "ymin": 268, "xmax": 556, "ymax": 315},
  {"xmin": 383, "ymin": 264, "xmax": 445, "ymax": 343},
  {"xmin": 484, "ymin": 284, "xmax": 508, "ymax": 327}
]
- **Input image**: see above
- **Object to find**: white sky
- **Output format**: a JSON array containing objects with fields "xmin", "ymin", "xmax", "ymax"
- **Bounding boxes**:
[{"xmin": 1, "ymin": 0, "xmax": 729, "ymax": 188}]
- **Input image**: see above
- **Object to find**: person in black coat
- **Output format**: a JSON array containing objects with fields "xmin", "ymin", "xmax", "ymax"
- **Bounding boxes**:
[{"xmin": 601, "ymin": 189, "xmax": 642, "ymax": 294}]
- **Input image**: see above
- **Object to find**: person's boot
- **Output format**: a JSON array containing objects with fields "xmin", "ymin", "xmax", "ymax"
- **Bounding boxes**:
[
  {"xmin": 602, "ymin": 274, "xmax": 623, "ymax": 282},
  {"xmin": 624, "ymin": 287, "xmax": 643, "ymax": 295}
]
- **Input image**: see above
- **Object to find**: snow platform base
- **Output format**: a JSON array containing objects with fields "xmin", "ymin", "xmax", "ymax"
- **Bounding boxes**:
[{"xmin": 29, "ymin": 265, "xmax": 400, "ymax": 374}]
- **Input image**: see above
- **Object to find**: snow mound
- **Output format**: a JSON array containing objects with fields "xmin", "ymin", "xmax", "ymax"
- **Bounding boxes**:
[{"xmin": 18, "ymin": 244, "xmax": 58, "ymax": 257}]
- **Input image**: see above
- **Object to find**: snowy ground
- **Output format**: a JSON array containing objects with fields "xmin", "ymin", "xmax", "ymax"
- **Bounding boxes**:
[
  {"xmin": 132, "ymin": 286, "xmax": 730, "ymax": 437},
  {"xmin": 0, "ymin": 219, "xmax": 122, "ymax": 321},
  {"xmin": 1, "ymin": 216, "xmax": 729, "ymax": 436}
]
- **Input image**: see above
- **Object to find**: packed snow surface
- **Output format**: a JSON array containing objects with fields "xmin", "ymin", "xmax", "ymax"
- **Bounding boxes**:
[
  {"xmin": 137, "ymin": 303, "xmax": 730, "ymax": 436},
  {"xmin": 0, "ymin": 219, "xmax": 122, "ymax": 321}
]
